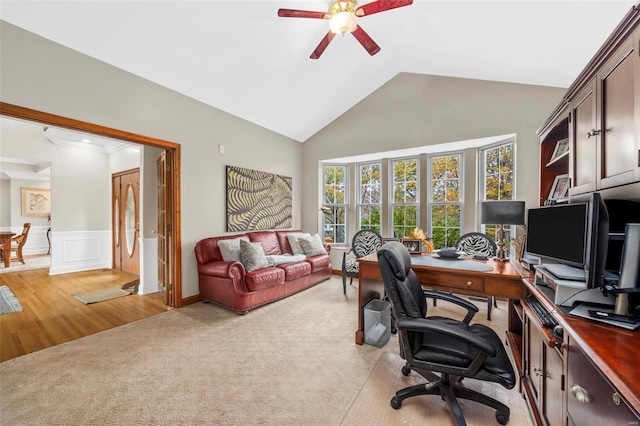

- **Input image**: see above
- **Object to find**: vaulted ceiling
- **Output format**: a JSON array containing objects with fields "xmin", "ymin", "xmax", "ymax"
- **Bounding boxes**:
[{"xmin": 0, "ymin": 1, "xmax": 635, "ymax": 142}]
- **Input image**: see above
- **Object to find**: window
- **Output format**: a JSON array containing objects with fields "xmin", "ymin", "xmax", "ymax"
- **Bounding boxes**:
[
  {"xmin": 391, "ymin": 158, "xmax": 418, "ymax": 238},
  {"xmin": 357, "ymin": 162, "xmax": 381, "ymax": 232},
  {"xmin": 322, "ymin": 165, "xmax": 347, "ymax": 244},
  {"xmin": 429, "ymin": 153, "xmax": 462, "ymax": 249},
  {"xmin": 481, "ymin": 142, "xmax": 515, "ymax": 248}
]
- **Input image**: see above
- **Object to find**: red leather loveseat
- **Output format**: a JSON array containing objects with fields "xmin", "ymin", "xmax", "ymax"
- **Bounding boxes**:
[{"xmin": 194, "ymin": 230, "xmax": 332, "ymax": 314}]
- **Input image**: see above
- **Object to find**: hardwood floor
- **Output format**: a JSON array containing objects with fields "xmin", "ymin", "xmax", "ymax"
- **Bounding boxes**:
[{"xmin": 0, "ymin": 263, "xmax": 168, "ymax": 362}]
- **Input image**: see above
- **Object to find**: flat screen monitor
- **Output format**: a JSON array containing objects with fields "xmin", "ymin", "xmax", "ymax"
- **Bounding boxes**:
[
  {"xmin": 526, "ymin": 203, "xmax": 588, "ymax": 268},
  {"xmin": 526, "ymin": 193, "xmax": 609, "ymax": 289}
]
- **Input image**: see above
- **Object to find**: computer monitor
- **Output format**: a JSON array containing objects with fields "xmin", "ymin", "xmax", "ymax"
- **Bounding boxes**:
[{"xmin": 526, "ymin": 193, "xmax": 609, "ymax": 289}]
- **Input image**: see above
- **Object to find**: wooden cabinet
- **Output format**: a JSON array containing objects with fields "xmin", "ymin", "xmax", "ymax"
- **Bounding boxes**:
[
  {"xmin": 538, "ymin": 10, "xmax": 640, "ymax": 201},
  {"xmin": 570, "ymin": 32, "xmax": 640, "ymax": 196},
  {"xmin": 522, "ymin": 302, "xmax": 564, "ymax": 426}
]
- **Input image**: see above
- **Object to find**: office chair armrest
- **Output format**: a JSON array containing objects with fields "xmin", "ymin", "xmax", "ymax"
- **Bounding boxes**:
[
  {"xmin": 423, "ymin": 289, "xmax": 478, "ymax": 324},
  {"xmin": 396, "ymin": 317, "xmax": 497, "ymax": 357}
]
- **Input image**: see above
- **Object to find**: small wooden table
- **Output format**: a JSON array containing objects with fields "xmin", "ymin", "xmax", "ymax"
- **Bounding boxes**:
[
  {"xmin": 0, "ymin": 232, "xmax": 16, "ymax": 268},
  {"xmin": 355, "ymin": 253, "xmax": 525, "ymax": 344}
]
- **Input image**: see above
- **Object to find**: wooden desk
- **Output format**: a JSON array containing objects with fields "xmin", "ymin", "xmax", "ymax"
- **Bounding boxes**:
[
  {"xmin": 355, "ymin": 253, "xmax": 525, "ymax": 345},
  {"xmin": 0, "ymin": 232, "xmax": 16, "ymax": 268}
]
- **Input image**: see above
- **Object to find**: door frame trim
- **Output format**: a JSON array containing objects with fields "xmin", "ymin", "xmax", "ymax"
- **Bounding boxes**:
[{"xmin": 0, "ymin": 102, "xmax": 183, "ymax": 308}]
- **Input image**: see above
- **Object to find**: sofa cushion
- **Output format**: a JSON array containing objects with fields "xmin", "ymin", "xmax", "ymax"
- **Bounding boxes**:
[
  {"xmin": 218, "ymin": 237, "xmax": 250, "ymax": 262},
  {"xmin": 298, "ymin": 234, "xmax": 328, "ymax": 257},
  {"xmin": 287, "ymin": 232, "xmax": 311, "ymax": 255},
  {"xmin": 248, "ymin": 231, "xmax": 282, "ymax": 256},
  {"xmin": 245, "ymin": 267, "xmax": 285, "ymax": 292},
  {"xmin": 278, "ymin": 261, "xmax": 311, "ymax": 281},
  {"xmin": 240, "ymin": 240, "xmax": 270, "ymax": 272},
  {"xmin": 306, "ymin": 254, "xmax": 331, "ymax": 273}
]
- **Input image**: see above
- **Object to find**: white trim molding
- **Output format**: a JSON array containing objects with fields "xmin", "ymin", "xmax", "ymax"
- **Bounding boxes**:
[
  {"xmin": 139, "ymin": 237, "xmax": 159, "ymax": 295},
  {"xmin": 49, "ymin": 230, "xmax": 111, "ymax": 275}
]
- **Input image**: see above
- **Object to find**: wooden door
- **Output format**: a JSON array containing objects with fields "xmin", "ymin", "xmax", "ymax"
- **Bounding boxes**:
[
  {"xmin": 598, "ymin": 37, "xmax": 638, "ymax": 189},
  {"xmin": 157, "ymin": 152, "xmax": 172, "ymax": 307},
  {"xmin": 570, "ymin": 80, "xmax": 598, "ymax": 196},
  {"xmin": 112, "ymin": 169, "xmax": 140, "ymax": 275}
]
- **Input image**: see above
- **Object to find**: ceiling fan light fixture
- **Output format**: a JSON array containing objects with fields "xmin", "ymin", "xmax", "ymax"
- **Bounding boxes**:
[{"xmin": 329, "ymin": 11, "xmax": 357, "ymax": 34}]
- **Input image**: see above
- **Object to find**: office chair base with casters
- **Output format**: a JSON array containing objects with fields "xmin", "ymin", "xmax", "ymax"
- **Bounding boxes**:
[{"xmin": 390, "ymin": 369, "xmax": 510, "ymax": 425}]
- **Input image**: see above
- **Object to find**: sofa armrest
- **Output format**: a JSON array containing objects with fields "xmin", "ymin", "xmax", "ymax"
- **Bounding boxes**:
[
  {"xmin": 198, "ymin": 260, "xmax": 245, "ymax": 278},
  {"xmin": 323, "ymin": 243, "xmax": 332, "ymax": 254}
]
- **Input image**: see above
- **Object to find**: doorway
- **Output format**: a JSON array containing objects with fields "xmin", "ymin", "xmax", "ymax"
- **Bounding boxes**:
[
  {"xmin": 0, "ymin": 102, "xmax": 182, "ymax": 308},
  {"xmin": 112, "ymin": 168, "xmax": 140, "ymax": 275}
]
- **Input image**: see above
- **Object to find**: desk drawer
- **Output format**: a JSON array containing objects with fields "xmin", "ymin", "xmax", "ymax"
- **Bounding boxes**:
[{"xmin": 415, "ymin": 270, "xmax": 485, "ymax": 292}]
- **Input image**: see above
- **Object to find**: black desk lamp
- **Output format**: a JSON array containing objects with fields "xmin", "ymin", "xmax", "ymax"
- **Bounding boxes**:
[{"xmin": 480, "ymin": 200, "xmax": 525, "ymax": 261}]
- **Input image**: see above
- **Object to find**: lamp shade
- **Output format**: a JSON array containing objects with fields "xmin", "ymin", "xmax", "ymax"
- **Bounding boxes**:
[{"xmin": 480, "ymin": 201, "xmax": 525, "ymax": 225}]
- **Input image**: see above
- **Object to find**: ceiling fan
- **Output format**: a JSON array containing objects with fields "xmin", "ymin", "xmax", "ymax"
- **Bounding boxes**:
[{"xmin": 278, "ymin": 0, "xmax": 413, "ymax": 59}]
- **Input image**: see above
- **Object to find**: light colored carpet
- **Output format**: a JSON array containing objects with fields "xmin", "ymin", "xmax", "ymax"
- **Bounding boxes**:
[
  {"xmin": 0, "ymin": 285, "xmax": 23, "ymax": 315},
  {"xmin": 0, "ymin": 255, "xmax": 50, "ymax": 274},
  {"xmin": 0, "ymin": 276, "xmax": 532, "ymax": 425},
  {"xmin": 73, "ymin": 287, "xmax": 135, "ymax": 304}
]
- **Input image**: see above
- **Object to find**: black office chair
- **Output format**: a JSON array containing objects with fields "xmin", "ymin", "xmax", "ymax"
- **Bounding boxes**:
[
  {"xmin": 377, "ymin": 242, "xmax": 515, "ymax": 425},
  {"xmin": 341, "ymin": 228, "xmax": 382, "ymax": 294},
  {"xmin": 456, "ymin": 232, "xmax": 498, "ymax": 320}
]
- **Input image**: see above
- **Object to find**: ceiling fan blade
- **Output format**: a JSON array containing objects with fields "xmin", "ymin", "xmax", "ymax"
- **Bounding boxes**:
[
  {"xmin": 278, "ymin": 9, "xmax": 329, "ymax": 19},
  {"xmin": 310, "ymin": 31, "xmax": 336, "ymax": 59},
  {"xmin": 352, "ymin": 25, "xmax": 381, "ymax": 56},
  {"xmin": 355, "ymin": 0, "xmax": 413, "ymax": 17}
]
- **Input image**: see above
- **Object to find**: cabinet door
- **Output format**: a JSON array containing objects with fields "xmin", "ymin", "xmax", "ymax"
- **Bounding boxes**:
[
  {"xmin": 598, "ymin": 37, "xmax": 639, "ymax": 189},
  {"xmin": 544, "ymin": 347, "xmax": 564, "ymax": 426},
  {"xmin": 570, "ymin": 80, "xmax": 598, "ymax": 196},
  {"xmin": 526, "ymin": 316, "xmax": 544, "ymax": 405}
]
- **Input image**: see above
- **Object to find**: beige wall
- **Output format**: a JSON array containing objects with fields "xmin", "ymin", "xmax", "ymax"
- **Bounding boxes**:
[
  {"xmin": 301, "ymin": 73, "xmax": 567, "ymax": 241},
  {"xmin": 1, "ymin": 21, "xmax": 302, "ymax": 298}
]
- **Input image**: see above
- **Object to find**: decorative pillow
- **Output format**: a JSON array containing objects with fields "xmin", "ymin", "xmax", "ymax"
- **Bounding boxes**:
[
  {"xmin": 218, "ymin": 237, "xmax": 249, "ymax": 262},
  {"xmin": 298, "ymin": 234, "xmax": 328, "ymax": 257},
  {"xmin": 240, "ymin": 239, "xmax": 270, "ymax": 272},
  {"xmin": 287, "ymin": 232, "xmax": 311, "ymax": 255}
]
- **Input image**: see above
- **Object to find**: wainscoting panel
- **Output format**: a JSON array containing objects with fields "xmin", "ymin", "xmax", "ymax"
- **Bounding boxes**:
[
  {"xmin": 139, "ymin": 237, "xmax": 159, "ymax": 295},
  {"xmin": 49, "ymin": 230, "xmax": 111, "ymax": 275}
]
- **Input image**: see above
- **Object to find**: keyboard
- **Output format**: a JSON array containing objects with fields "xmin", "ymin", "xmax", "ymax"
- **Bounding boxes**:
[{"xmin": 526, "ymin": 296, "xmax": 558, "ymax": 328}]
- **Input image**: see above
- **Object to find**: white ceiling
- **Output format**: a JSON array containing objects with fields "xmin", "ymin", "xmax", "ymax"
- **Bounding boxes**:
[{"xmin": 0, "ymin": 1, "xmax": 636, "ymax": 142}]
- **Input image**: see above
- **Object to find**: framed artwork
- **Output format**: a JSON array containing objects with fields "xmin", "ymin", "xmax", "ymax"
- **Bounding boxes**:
[
  {"xmin": 381, "ymin": 238, "xmax": 400, "ymax": 246},
  {"xmin": 21, "ymin": 187, "xmax": 50, "ymax": 217},
  {"xmin": 401, "ymin": 238, "xmax": 421, "ymax": 255},
  {"xmin": 226, "ymin": 166, "xmax": 292, "ymax": 232},
  {"xmin": 549, "ymin": 174, "xmax": 570, "ymax": 201},
  {"xmin": 548, "ymin": 138, "xmax": 569, "ymax": 164}
]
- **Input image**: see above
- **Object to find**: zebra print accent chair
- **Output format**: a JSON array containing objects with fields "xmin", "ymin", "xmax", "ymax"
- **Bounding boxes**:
[
  {"xmin": 455, "ymin": 232, "xmax": 498, "ymax": 320},
  {"xmin": 341, "ymin": 229, "xmax": 383, "ymax": 294}
]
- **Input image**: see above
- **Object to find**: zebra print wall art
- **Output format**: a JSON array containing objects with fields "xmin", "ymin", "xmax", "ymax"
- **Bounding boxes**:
[{"xmin": 226, "ymin": 166, "xmax": 292, "ymax": 232}]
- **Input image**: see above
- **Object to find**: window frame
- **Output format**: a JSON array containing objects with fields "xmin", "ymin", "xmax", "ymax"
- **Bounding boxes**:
[
  {"xmin": 390, "ymin": 157, "xmax": 419, "ymax": 238},
  {"xmin": 357, "ymin": 161, "xmax": 382, "ymax": 233},
  {"xmin": 427, "ymin": 151, "xmax": 464, "ymax": 249},
  {"xmin": 322, "ymin": 164, "xmax": 348, "ymax": 245}
]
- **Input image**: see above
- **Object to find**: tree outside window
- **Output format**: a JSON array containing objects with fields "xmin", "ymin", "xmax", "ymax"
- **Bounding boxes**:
[
  {"xmin": 323, "ymin": 165, "xmax": 347, "ymax": 244},
  {"xmin": 391, "ymin": 159, "xmax": 418, "ymax": 238},
  {"xmin": 358, "ymin": 163, "xmax": 381, "ymax": 233},
  {"xmin": 482, "ymin": 142, "xmax": 515, "ymax": 249},
  {"xmin": 430, "ymin": 154, "xmax": 462, "ymax": 248}
]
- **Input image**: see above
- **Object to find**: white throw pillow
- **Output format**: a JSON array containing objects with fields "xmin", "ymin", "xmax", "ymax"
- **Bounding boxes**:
[
  {"xmin": 239, "ymin": 239, "xmax": 270, "ymax": 272},
  {"xmin": 218, "ymin": 237, "xmax": 249, "ymax": 262},
  {"xmin": 298, "ymin": 234, "xmax": 327, "ymax": 257},
  {"xmin": 287, "ymin": 232, "xmax": 311, "ymax": 255}
]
